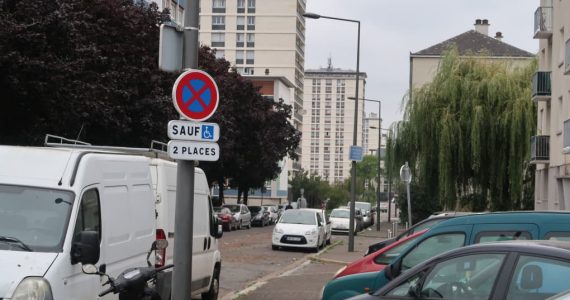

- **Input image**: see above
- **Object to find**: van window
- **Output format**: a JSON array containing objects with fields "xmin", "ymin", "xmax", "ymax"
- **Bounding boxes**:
[
  {"xmin": 476, "ymin": 231, "xmax": 531, "ymax": 243},
  {"xmin": 375, "ymin": 232, "xmax": 425, "ymax": 265},
  {"xmin": 401, "ymin": 233, "xmax": 465, "ymax": 271},
  {"xmin": 506, "ymin": 255, "xmax": 570, "ymax": 300},
  {"xmin": 73, "ymin": 189, "xmax": 101, "ymax": 241},
  {"xmin": 545, "ymin": 232, "xmax": 570, "ymax": 242}
]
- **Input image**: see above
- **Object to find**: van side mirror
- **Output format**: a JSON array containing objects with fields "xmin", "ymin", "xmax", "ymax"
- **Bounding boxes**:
[
  {"xmin": 211, "ymin": 217, "xmax": 223, "ymax": 239},
  {"xmin": 71, "ymin": 231, "xmax": 100, "ymax": 265}
]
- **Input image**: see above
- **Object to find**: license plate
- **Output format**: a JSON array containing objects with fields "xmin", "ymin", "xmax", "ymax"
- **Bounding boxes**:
[{"xmin": 287, "ymin": 236, "xmax": 301, "ymax": 241}]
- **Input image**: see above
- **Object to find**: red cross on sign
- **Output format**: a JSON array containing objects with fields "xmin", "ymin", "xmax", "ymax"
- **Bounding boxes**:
[{"xmin": 172, "ymin": 69, "xmax": 219, "ymax": 122}]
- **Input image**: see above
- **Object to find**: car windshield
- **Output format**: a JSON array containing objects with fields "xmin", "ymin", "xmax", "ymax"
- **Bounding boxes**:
[
  {"xmin": 355, "ymin": 203, "xmax": 370, "ymax": 211},
  {"xmin": 0, "ymin": 184, "xmax": 74, "ymax": 252},
  {"xmin": 223, "ymin": 205, "xmax": 240, "ymax": 213},
  {"xmin": 280, "ymin": 210, "xmax": 316, "ymax": 225},
  {"xmin": 331, "ymin": 210, "xmax": 350, "ymax": 218},
  {"xmin": 249, "ymin": 206, "xmax": 262, "ymax": 213}
]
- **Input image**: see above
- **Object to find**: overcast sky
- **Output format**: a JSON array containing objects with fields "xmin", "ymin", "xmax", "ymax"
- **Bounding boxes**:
[{"xmin": 304, "ymin": 0, "xmax": 539, "ymax": 128}]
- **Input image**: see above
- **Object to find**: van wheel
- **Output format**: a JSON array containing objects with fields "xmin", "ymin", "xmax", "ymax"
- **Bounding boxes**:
[{"xmin": 202, "ymin": 267, "xmax": 219, "ymax": 300}]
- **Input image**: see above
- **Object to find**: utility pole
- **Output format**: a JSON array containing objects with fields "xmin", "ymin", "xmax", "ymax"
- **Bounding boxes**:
[{"xmin": 172, "ymin": 2, "xmax": 199, "ymax": 300}]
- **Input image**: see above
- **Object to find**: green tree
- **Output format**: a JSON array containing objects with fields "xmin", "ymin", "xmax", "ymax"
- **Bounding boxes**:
[
  {"xmin": 356, "ymin": 155, "xmax": 380, "ymax": 203},
  {"xmin": 387, "ymin": 49, "xmax": 536, "ymax": 211}
]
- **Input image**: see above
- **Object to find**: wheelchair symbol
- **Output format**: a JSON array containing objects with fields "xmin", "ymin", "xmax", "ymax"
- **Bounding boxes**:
[{"xmin": 201, "ymin": 125, "xmax": 214, "ymax": 140}]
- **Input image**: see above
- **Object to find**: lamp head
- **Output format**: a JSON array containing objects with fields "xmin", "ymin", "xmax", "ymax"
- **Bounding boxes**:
[{"xmin": 303, "ymin": 12, "xmax": 321, "ymax": 19}]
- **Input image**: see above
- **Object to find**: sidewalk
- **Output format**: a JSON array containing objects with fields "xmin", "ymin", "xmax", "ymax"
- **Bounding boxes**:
[{"xmin": 230, "ymin": 221, "xmax": 400, "ymax": 300}]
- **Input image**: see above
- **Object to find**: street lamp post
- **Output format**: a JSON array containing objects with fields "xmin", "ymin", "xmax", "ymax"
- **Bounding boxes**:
[
  {"xmin": 304, "ymin": 12, "xmax": 360, "ymax": 252},
  {"xmin": 349, "ymin": 97, "xmax": 382, "ymax": 232}
]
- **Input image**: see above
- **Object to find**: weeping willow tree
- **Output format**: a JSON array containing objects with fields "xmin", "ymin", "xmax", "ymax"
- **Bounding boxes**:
[{"xmin": 387, "ymin": 49, "xmax": 536, "ymax": 211}]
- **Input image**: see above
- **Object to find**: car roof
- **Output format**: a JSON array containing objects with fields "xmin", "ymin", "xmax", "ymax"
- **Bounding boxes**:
[
  {"xmin": 436, "ymin": 240, "xmax": 570, "ymax": 258},
  {"xmin": 432, "ymin": 211, "xmax": 570, "ymax": 227}
]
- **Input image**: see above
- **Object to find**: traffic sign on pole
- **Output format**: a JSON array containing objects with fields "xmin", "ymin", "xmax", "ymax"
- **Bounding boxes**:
[
  {"xmin": 168, "ymin": 120, "xmax": 220, "ymax": 142},
  {"xmin": 349, "ymin": 145, "xmax": 364, "ymax": 161},
  {"xmin": 172, "ymin": 69, "xmax": 219, "ymax": 122}
]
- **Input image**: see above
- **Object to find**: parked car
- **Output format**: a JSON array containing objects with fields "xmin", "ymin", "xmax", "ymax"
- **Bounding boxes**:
[
  {"xmin": 262, "ymin": 205, "xmax": 280, "ymax": 224},
  {"xmin": 354, "ymin": 201, "xmax": 373, "ymax": 228},
  {"xmin": 330, "ymin": 208, "xmax": 362, "ymax": 235},
  {"xmin": 322, "ymin": 211, "xmax": 570, "ymax": 300},
  {"xmin": 214, "ymin": 207, "xmax": 239, "ymax": 231},
  {"xmin": 348, "ymin": 240, "xmax": 570, "ymax": 300},
  {"xmin": 334, "ymin": 229, "xmax": 428, "ymax": 279},
  {"xmin": 365, "ymin": 213, "xmax": 477, "ymax": 255},
  {"xmin": 272, "ymin": 209, "xmax": 327, "ymax": 252},
  {"xmin": 379, "ymin": 202, "xmax": 389, "ymax": 213},
  {"xmin": 223, "ymin": 203, "xmax": 252, "ymax": 229},
  {"xmin": 249, "ymin": 205, "xmax": 270, "ymax": 227},
  {"xmin": 306, "ymin": 208, "xmax": 332, "ymax": 245}
]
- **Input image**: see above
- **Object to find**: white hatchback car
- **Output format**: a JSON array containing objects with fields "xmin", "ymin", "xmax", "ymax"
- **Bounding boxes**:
[
  {"xmin": 330, "ymin": 208, "xmax": 361, "ymax": 234},
  {"xmin": 272, "ymin": 209, "xmax": 326, "ymax": 252}
]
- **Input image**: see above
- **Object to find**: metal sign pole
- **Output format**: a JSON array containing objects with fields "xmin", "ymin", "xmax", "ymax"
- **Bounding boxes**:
[{"xmin": 172, "ymin": 1, "xmax": 199, "ymax": 299}]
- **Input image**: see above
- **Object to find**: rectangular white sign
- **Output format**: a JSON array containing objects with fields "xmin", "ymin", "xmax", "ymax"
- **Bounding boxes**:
[
  {"xmin": 167, "ymin": 120, "xmax": 220, "ymax": 142},
  {"xmin": 168, "ymin": 140, "xmax": 220, "ymax": 161}
]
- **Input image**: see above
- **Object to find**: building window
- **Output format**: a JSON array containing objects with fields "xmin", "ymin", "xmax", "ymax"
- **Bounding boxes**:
[
  {"xmin": 212, "ymin": 0, "xmax": 225, "ymax": 13},
  {"xmin": 237, "ymin": 0, "xmax": 245, "ymax": 13},
  {"xmin": 212, "ymin": 16, "xmax": 225, "ymax": 30},
  {"xmin": 247, "ymin": 16, "xmax": 255, "ymax": 30},
  {"xmin": 247, "ymin": 33, "xmax": 255, "ymax": 47},
  {"xmin": 237, "ymin": 16, "xmax": 245, "ymax": 30},
  {"xmin": 214, "ymin": 49, "xmax": 225, "ymax": 59},
  {"xmin": 236, "ymin": 51, "xmax": 244, "ymax": 64},
  {"xmin": 236, "ymin": 33, "xmax": 244, "ymax": 47},
  {"xmin": 247, "ymin": 0, "xmax": 255, "ymax": 13},
  {"xmin": 241, "ymin": 67, "xmax": 254, "ymax": 75},
  {"xmin": 211, "ymin": 33, "xmax": 225, "ymax": 47},
  {"xmin": 246, "ymin": 50, "xmax": 254, "ymax": 64}
]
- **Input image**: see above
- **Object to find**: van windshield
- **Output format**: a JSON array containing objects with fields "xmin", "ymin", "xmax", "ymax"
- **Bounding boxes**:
[{"xmin": 0, "ymin": 184, "xmax": 74, "ymax": 252}]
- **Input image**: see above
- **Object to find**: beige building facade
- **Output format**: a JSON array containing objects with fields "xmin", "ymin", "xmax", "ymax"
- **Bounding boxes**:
[
  {"xmin": 533, "ymin": 0, "xmax": 570, "ymax": 210},
  {"xmin": 301, "ymin": 65, "xmax": 367, "ymax": 184}
]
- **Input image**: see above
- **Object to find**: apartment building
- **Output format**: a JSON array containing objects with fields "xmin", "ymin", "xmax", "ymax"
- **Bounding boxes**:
[
  {"xmin": 151, "ymin": 0, "xmax": 185, "ymax": 25},
  {"xmin": 199, "ymin": 0, "xmax": 306, "ymax": 143},
  {"xmin": 533, "ymin": 0, "xmax": 570, "ymax": 210},
  {"xmin": 302, "ymin": 64, "xmax": 367, "ymax": 184}
]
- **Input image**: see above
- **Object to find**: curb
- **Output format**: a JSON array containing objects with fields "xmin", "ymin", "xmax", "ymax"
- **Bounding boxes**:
[{"xmin": 221, "ymin": 241, "xmax": 342, "ymax": 300}]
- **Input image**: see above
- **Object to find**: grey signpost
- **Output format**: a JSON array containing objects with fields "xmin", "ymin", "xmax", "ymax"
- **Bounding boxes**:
[
  {"xmin": 159, "ymin": 1, "xmax": 221, "ymax": 298},
  {"xmin": 400, "ymin": 162, "xmax": 412, "ymax": 228}
]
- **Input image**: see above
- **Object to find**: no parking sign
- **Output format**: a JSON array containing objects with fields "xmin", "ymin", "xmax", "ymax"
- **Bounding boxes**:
[{"xmin": 172, "ymin": 69, "xmax": 219, "ymax": 122}]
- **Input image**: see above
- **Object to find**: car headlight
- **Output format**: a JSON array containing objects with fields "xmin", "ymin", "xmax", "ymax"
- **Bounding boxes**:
[
  {"xmin": 274, "ymin": 227, "xmax": 284, "ymax": 234},
  {"xmin": 12, "ymin": 277, "xmax": 53, "ymax": 300},
  {"xmin": 305, "ymin": 229, "xmax": 318, "ymax": 236}
]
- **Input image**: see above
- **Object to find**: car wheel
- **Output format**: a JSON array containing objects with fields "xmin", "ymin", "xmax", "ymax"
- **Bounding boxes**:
[
  {"xmin": 201, "ymin": 267, "xmax": 219, "ymax": 300},
  {"xmin": 238, "ymin": 221, "xmax": 242, "ymax": 230},
  {"xmin": 272, "ymin": 245, "xmax": 279, "ymax": 251},
  {"xmin": 247, "ymin": 221, "xmax": 251, "ymax": 229},
  {"xmin": 326, "ymin": 236, "xmax": 331, "ymax": 245}
]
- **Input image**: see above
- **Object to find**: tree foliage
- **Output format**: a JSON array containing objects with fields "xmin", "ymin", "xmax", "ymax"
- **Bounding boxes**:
[
  {"xmin": 0, "ymin": 0, "xmax": 301, "ymax": 201},
  {"xmin": 387, "ymin": 49, "xmax": 536, "ymax": 211}
]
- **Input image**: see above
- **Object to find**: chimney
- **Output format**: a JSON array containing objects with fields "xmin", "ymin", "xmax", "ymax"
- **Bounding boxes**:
[
  {"xmin": 495, "ymin": 31, "xmax": 503, "ymax": 41},
  {"xmin": 474, "ymin": 18, "xmax": 490, "ymax": 36}
]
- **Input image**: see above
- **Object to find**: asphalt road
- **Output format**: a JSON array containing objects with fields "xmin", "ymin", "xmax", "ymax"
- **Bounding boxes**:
[{"xmin": 218, "ymin": 223, "xmax": 312, "ymax": 298}]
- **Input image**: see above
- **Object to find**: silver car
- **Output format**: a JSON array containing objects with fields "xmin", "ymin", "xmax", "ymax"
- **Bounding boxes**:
[
  {"xmin": 222, "ymin": 204, "xmax": 252, "ymax": 229},
  {"xmin": 262, "ymin": 205, "xmax": 279, "ymax": 224}
]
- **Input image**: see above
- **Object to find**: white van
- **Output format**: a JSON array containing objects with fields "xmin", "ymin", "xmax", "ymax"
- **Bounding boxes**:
[
  {"xmin": 151, "ymin": 158, "xmax": 222, "ymax": 299},
  {"xmin": 0, "ymin": 137, "xmax": 222, "ymax": 300}
]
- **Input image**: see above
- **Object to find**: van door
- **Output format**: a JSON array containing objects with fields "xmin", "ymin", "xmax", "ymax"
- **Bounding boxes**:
[
  {"xmin": 61, "ymin": 187, "xmax": 110, "ymax": 299},
  {"xmin": 471, "ymin": 223, "xmax": 539, "ymax": 244},
  {"xmin": 191, "ymin": 192, "xmax": 215, "ymax": 293}
]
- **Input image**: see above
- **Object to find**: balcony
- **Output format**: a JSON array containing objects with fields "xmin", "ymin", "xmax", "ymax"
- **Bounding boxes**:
[
  {"xmin": 532, "ymin": 71, "xmax": 551, "ymax": 102},
  {"xmin": 530, "ymin": 135, "xmax": 550, "ymax": 164},
  {"xmin": 534, "ymin": 6, "xmax": 553, "ymax": 39}
]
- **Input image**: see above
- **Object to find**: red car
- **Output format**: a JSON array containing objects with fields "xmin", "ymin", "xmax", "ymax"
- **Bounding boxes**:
[
  {"xmin": 214, "ymin": 207, "xmax": 238, "ymax": 231},
  {"xmin": 334, "ymin": 229, "xmax": 428, "ymax": 279}
]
